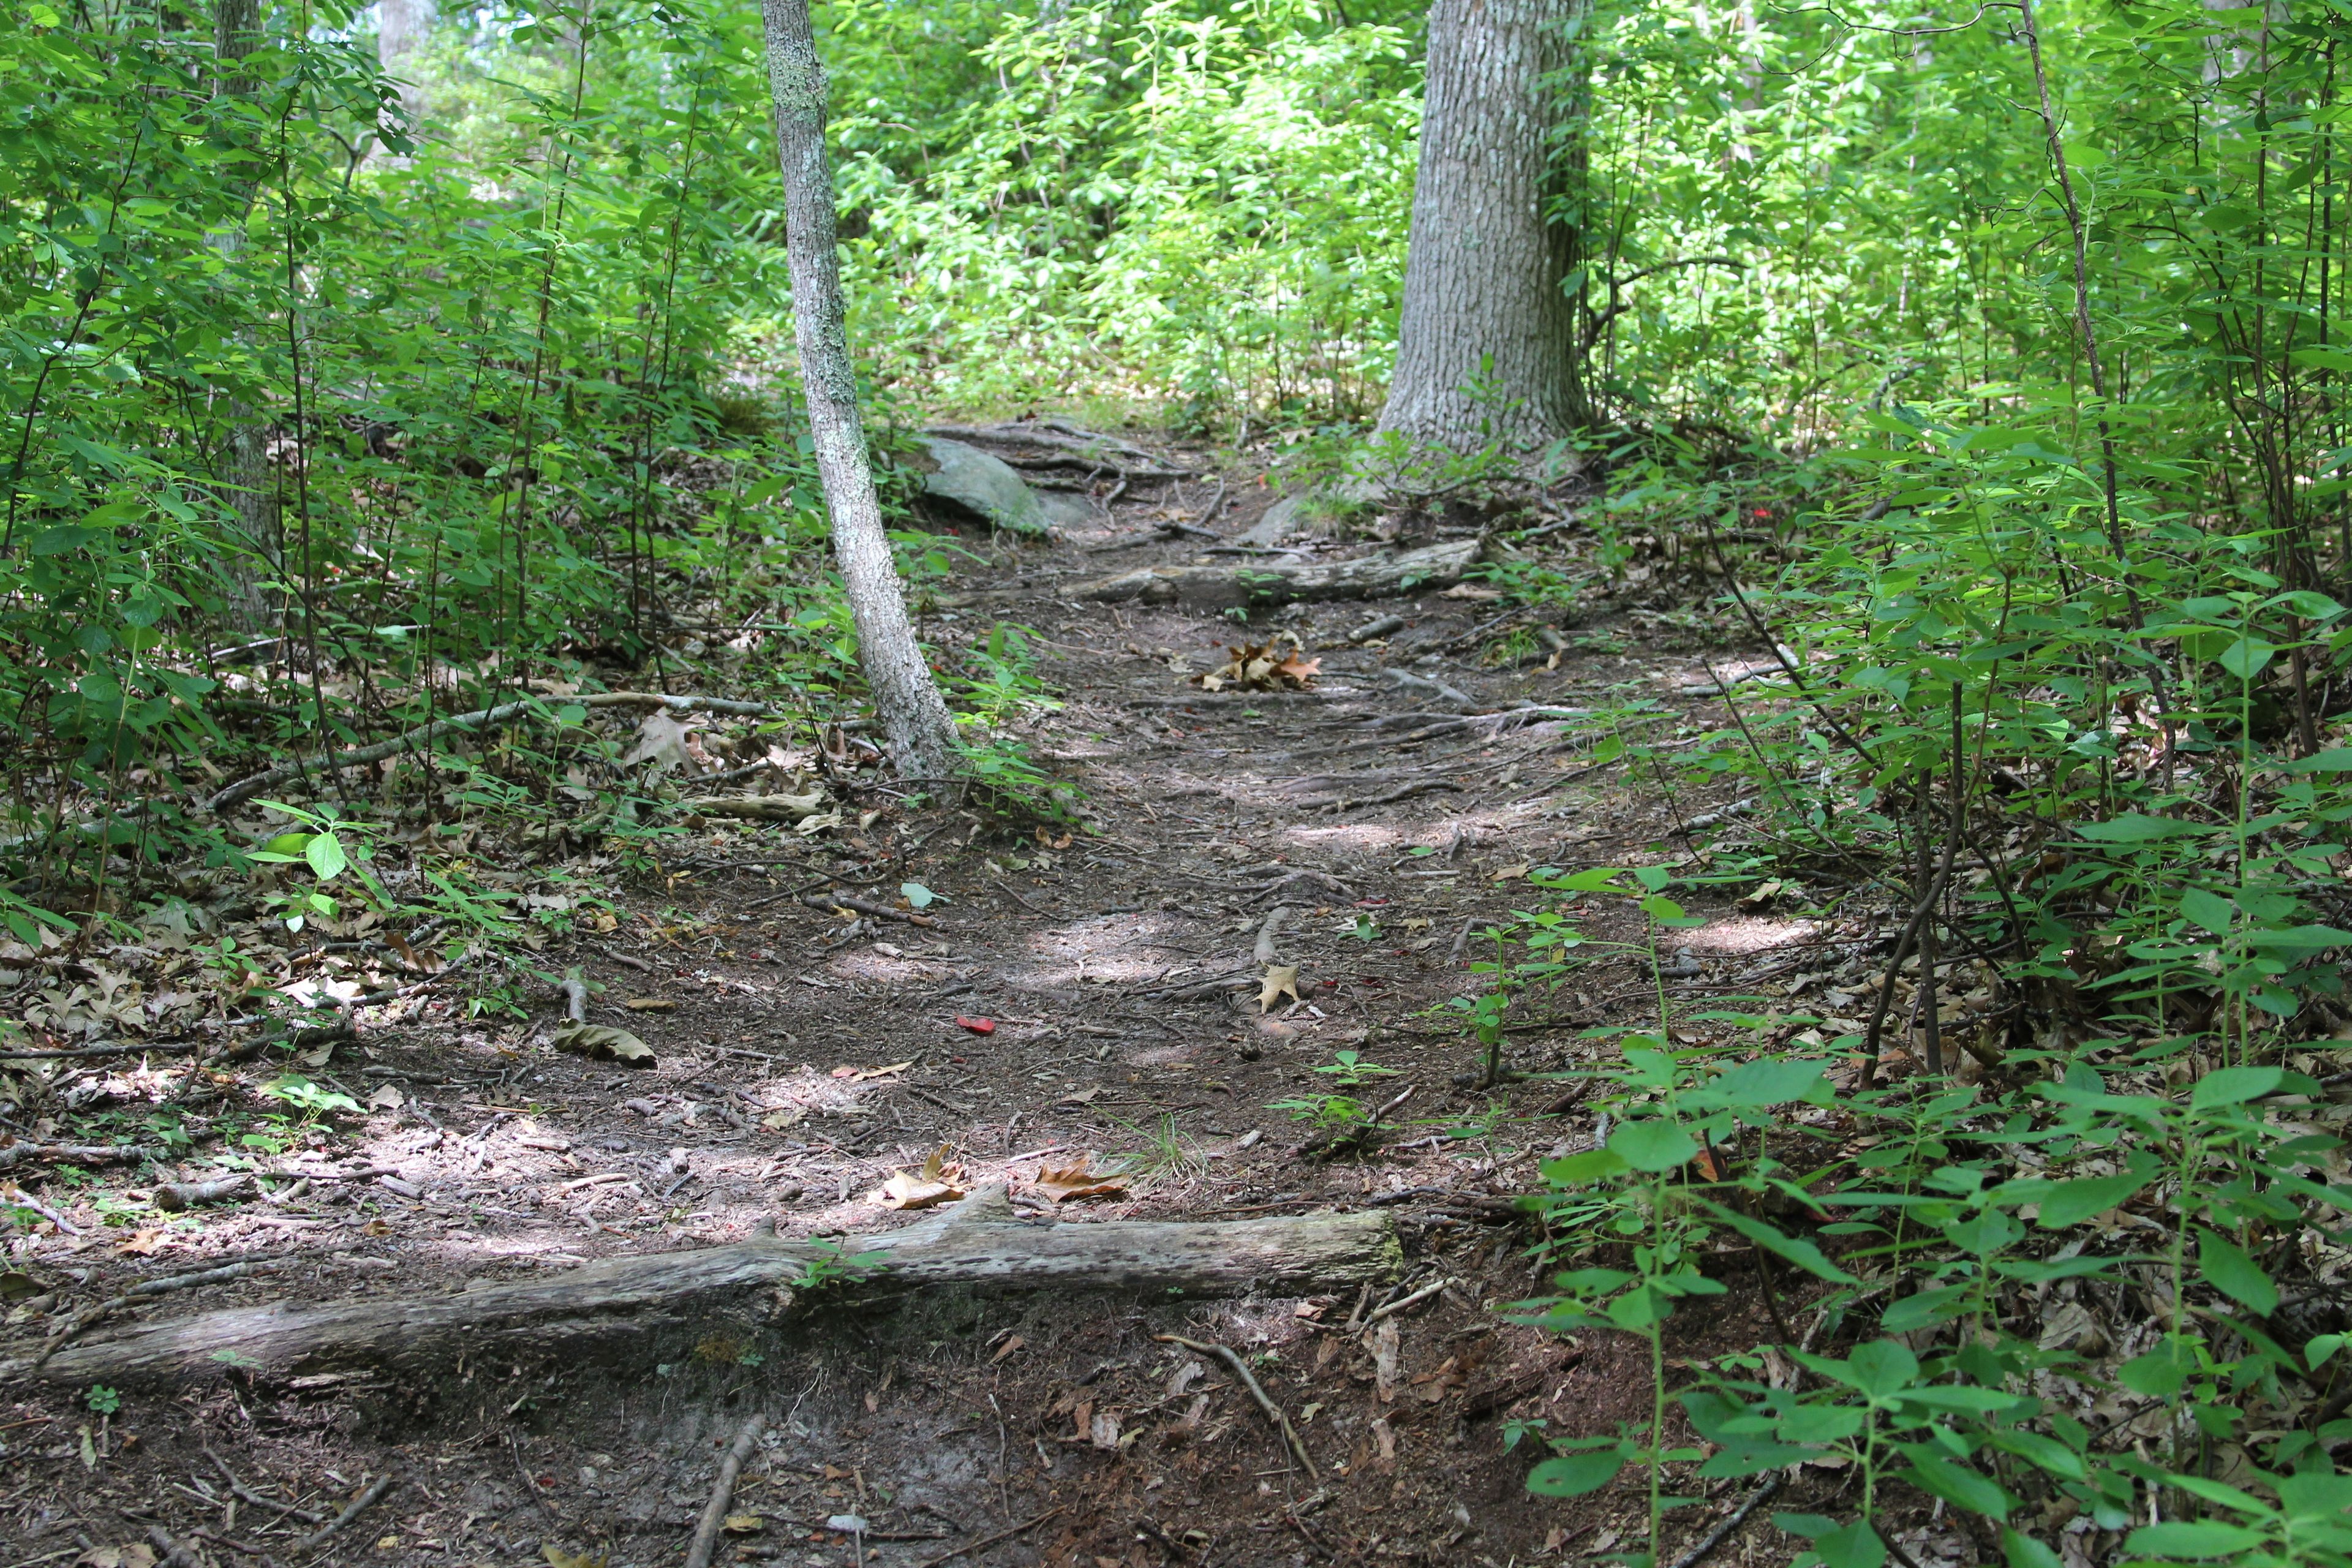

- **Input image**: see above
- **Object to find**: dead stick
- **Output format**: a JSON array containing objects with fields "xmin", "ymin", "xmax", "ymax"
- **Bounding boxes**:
[
  {"xmin": 684, "ymin": 1412, "xmax": 766, "ymax": 1568},
  {"xmin": 207, "ymin": 1445, "xmax": 331, "ymax": 1526},
  {"xmin": 1664, "ymin": 1474, "xmax": 1782, "ymax": 1568},
  {"xmin": 799, "ymin": 890, "xmax": 938, "ymax": 927},
  {"xmin": 145, "ymin": 1528, "xmax": 202, "ymax": 1568},
  {"xmin": 1156, "ymin": 1333, "xmax": 1319, "ymax": 1480},
  {"xmin": 511, "ymin": 1432, "xmax": 557, "ymax": 1523},
  {"xmin": 994, "ymin": 880, "xmax": 1050, "ymax": 917},
  {"xmin": 910, "ymin": 1507, "xmax": 1063, "ymax": 1568},
  {"xmin": 291, "ymin": 1473, "xmax": 399, "ymax": 1555}
]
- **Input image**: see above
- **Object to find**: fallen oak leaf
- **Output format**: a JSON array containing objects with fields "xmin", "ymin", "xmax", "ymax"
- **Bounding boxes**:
[
  {"xmin": 1030, "ymin": 1159, "xmax": 1129, "ymax": 1203},
  {"xmin": 1259, "ymin": 963, "xmax": 1300, "ymax": 1013},
  {"xmin": 875, "ymin": 1145, "xmax": 966, "ymax": 1209},
  {"xmin": 549, "ymin": 1023, "xmax": 655, "ymax": 1066}
]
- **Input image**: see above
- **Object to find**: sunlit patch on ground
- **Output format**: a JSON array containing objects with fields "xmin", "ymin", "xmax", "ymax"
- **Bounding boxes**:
[
  {"xmin": 1681, "ymin": 915, "xmax": 1818, "ymax": 955},
  {"xmin": 1000, "ymin": 911, "xmax": 1188, "ymax": 989}
]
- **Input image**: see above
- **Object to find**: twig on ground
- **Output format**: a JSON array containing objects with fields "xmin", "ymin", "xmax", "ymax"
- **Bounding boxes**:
[
  {"xmin": 209, "ymin": 690, "xmax": 780, "ymax": 813},
  {"xmin": 0, "ymin": 1040, "xmax": 202, "ymax": 1063},
  {"xmin": 994, "ymin": 880, "xmax": 1050, "ymax": 916},
  {"xmin": 1253, "ymin": 905, "xmax": 1289, "ymax": 965},
  {"xmin": 1663, "ymin": 1476, "xmax": 1782, "ymax": 1568},
  {"xmin": 290, "ymin": 1473, "xmax": 399, "ymax": 1555},
  {"xmin": 909, "ymin": 1507, "xmax": 1064, "ymax": 1568},
  {"xmin": 592, "ymin": 943, "xmax": 655, "ymax": 973},
  {"xmin": 684, "ymin": 1411, "xmax": 766, "ymax": 1568},
  {"xmin": 1366, "ymin": 1275, "xmax": 1450, "ymax": 1322},
  {"xmin": 1155, "ymin": 1333, "xmax": 1319, "ymax": 1480},
  {"xmin": 511, "ymin": 1433, "xmax": 557, "ymax": 1523},
  {"xmin": 0, "ymin": 1142, "xmax": 155, "ymax": 1174},
  {"xmin": 143, "ymin": 1529, "xmax": 201, "ymax": 1568},
  {"xmin": 1326, "ymin": 778, "xmax": 1461, "ymax": 812},
  {"xmin": 207, "ymin": 1445, "xmax": 332, "ymax": 1527},
  {"xmin": 799, "ymin": 890, "xmax": 938, "ymax": 927}
]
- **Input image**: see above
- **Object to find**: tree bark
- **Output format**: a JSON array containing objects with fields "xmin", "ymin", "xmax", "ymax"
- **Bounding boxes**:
[
  {"xmin": 1376, "ymin": 0, "xmax": 1586, "ymax": 453},
  {"xmin": 212, "ymin": 0, "xmax": 281, "ymax": 633},
  {"xmin": 375, "ymin": 0, "xmax": 434, "ymax": 127},
  {"xmin": 759, "ymin": 0, "xmax": 962, "ymax": 788},
  {"xmin": 6, "ymin": 1188, "xmax": 1401, "ymax": 1389},
  {"xmin": 1072, "ymin": 538, "xmax": 1483, "ymax": 608}
]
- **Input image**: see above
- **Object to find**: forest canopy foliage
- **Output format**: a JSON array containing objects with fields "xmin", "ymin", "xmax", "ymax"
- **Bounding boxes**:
[{"xmin": 7, "ymin": 0, "xmax": 2352, "ymax": 1562}]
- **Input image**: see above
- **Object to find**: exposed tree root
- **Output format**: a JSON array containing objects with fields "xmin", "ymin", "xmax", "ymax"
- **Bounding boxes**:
[{"xmin": 6, "ymin": 1186, "xmax": 1400, "ymax": 1388}]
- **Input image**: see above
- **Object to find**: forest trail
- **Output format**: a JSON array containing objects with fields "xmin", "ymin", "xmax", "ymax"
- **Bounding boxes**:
[{"xmin": 2, "ymin": 440, "xmax": 1872, "ymax": 1568}]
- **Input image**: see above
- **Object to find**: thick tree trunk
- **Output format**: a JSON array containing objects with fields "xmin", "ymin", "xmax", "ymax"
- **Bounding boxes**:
[
  {"xmin": 209, "ymin": 0, "xmax": 281, "ymax": 633},
  {"xmin": 375, "ymin": 0, "xmax": 434, "ymax": 126},
  {"xmin": 760, "ymin": 0, "xmax": 961, "ymax": 788},
  {"xmin": 1376, "ymin": 0, "xmax": 1586, "ymax": 453},
  {"xmin": 7, "ymin": 1188, "xmax": 1400, "ymax": 1389}
]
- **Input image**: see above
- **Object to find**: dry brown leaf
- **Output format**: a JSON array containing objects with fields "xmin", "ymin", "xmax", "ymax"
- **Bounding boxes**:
[
  {"xmin": 551, "ymin": 1023, "xmax": 654, "ymax": 1066},
  {"xmin": 722, "ymin": 1515, "xmax": 765, "ymax": 1537},
  {"xmin": 851, "ymin": 1060, "xmax": 914, "ymax": 1081},
  {"xmin": 542, "ymin": 1548, "xmax": 608, "ymax": 1568},
  {"xmin": 875, "ymin": 1146, "xmax": 965, "ymax": 1209},
  {"xmin": 990, "ymin": 1333, "xmax": 1025, "ymax": 1364},
  {"xmin": 1259, "ymin": 963, "xmax": 1300, "ymax": 1013},
  {"xmin": 1439, "ymin": 582, "xmax": 1504, "ymax": 601},
  {"xmin": 75, "ymin": 1548, "xmax": 156, "ymax": 1568},
  {"xmin": 1193, "ymin": 633, "xmax": 1319, "ymax": 693},
  {"xmin": 623, "ymin": 998, "xmax": 674, "ymax": 1012},
  {"xmin": 115, "ymin": 1227, "xmax": 170, "ymax": 1257},
  {"xmin": 1031, "ymin": 1159, "xmax": 1129, "ymax": 1203}
]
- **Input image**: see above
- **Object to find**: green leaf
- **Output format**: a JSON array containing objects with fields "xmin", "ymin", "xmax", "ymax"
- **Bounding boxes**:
[
  {"xmin": 1879, "ymin": 1284, "xmax": 1970, "ymax": 1332},
  {"xmin": 304, "ymin": 832, "xmax": 348, "ymax": 881},
  {"xmin": 2218, "ymin": 637, "xmax": 2277, "ymax": 679},
  {"xmin": 2117, "ymin": 1342, "xmax": 2193, "ymax": 1398},
  {"xmin": 1526, "ymin": 1444, "xmax": 1628, "ymax": 1497},
  {"xmin": 1701, "ymin": 1202, "xmax": 1858, "ymax": 1283},
  {"xmin": 1542, "ymin": 1148, "xmax": 1630, "ymax": 1185},
  {"xmin": 1702, "ymin": 1058, "xmax": 1831, "ymax": 1107},
  {"xmin": 2286, "ymin": 748, "xmax": 2352, "ymax": 773},
  {"xmin": 1608, "ymin": 1118, "xmax": 1700, "ymax": 1173},
  {"xmin": 1985, "ymin": 1428, "xmax": 2086, "ymax": 1482},
  {"xmin": 2122, "ymin": 1521, "xmax": 2264, "ymax": 1558},
  {"xmin": 2179, "ymin": 886, "xmax": 2235, "ymax": 935},
  {"xmin": 1808, "ymin": 1518, "xmax": 1888, "ymax": 1568},
  {"xmin": 2034, "ymin": 1158, "xmax": 2159, "ymax": 1229},
  {"xmin": 2196, "ymin": 1227, "xmax": 2278, "ymax": 1316},
  {"xmin": 2000, "ymin": 1526, "xmax": 2064, "ymax": 1568},
  {"xmin": 899, "ymin": 881, "xmax": 937, "ymax": 908},
  {"xmin": 2191, "ymin": 1065, "xmax": 2282, "ymax": 1110},
  {"xmin": 2073, "ymin": 814, "xmax": 2209, "ymax": 842},
  {"xmin": 1899, "ymin": 1451, "xmax": 2011, "ymax": 1519}
]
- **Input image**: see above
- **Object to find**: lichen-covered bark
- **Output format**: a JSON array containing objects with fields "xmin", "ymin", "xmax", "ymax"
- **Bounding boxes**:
[
  {"xmin": 759, "ymin": 0, "xmax": 960, "ymax": 788},
  {"xmin": 1377, "ymin": 0, "xmax": 1587, "ymax": 453},
  {"xmin": 9, "ymin": 1189, "xmax": 1401, "ymax": 1388}
]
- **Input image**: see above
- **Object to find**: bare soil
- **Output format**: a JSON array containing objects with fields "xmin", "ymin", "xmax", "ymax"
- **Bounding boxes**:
[{"xmin": 0, "ymin": 452, "xmax": 1854, "ymax": 1568}]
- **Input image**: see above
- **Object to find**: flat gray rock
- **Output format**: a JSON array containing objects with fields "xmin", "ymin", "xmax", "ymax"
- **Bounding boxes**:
[{"xmin": 917, "ymin": 436, "xmax": 1058, "ymax": 536}]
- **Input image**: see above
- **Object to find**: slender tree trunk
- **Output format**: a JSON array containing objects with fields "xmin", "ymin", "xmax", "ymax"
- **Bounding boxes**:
[
  {"xmin": 758, "ymin": 0, "xmax": 961, "ymax": 788},
  {"xmin": 213, "ymin": 0, "xmax": 280, "ymax": 633},
  {"xmin": 1376, "ymin": 0, "xmax": 1586, "ymax": 453}
]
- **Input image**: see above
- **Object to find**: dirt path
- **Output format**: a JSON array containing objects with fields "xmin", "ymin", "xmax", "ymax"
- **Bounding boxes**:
[{"xmin": 1, "ymin": 456, "xmax": 1838, "ymax": 1568}]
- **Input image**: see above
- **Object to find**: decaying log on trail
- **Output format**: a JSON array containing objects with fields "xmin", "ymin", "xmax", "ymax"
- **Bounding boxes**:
[
  {"xmin": 1071, "ymin": 538, "xmax": 1482, "ymax": 609},
  {"xmin": 8, "ymin": 1187, "xmax": 1400, "ymax": 1389}
]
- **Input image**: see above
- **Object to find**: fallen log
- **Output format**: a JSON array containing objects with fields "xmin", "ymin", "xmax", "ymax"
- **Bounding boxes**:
[
  {"xmin": 7, "ymin": 1186, "xmax": 1399, "ymax": 1389},
  {"xmin": 1071, "ymin": 538, "xmax": 1483, "ymax": 609},
  {"xmin": 207, "ymin": 691, "xmax": 782, "ymax": 814}
]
